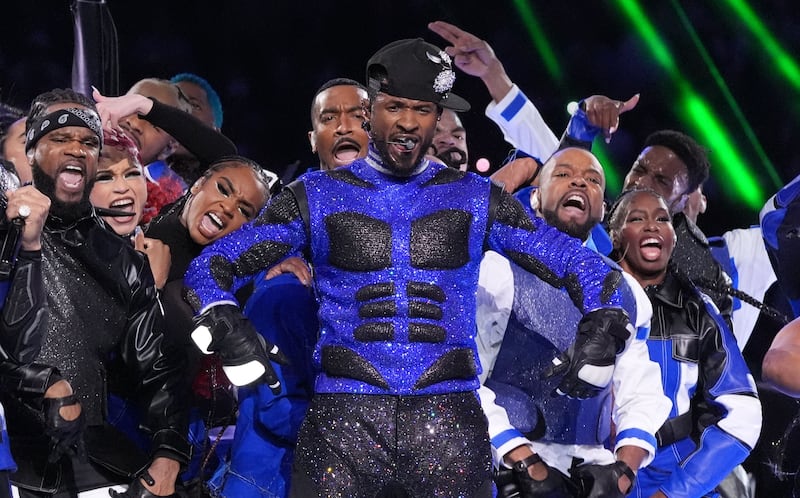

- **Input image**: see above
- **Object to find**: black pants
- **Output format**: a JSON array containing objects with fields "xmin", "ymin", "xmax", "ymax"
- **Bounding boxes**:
[
  {"xmin": 14, "ymin": 453, "xmax": 124, "ymax": 498},
  {"xmin": 0, "ymin": 472, "xmax": 9, "ymax": 498},
  {"xmin": 290, "ymin": 392, "xmax": 493, "ymax": 498}
]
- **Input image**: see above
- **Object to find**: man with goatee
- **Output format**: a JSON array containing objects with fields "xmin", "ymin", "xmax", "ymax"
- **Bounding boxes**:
[{"xmin": 0, "ymin": 88, "xmax": 188, "ymax": 498}]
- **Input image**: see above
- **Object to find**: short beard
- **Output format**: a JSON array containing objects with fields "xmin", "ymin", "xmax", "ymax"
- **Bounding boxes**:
[
  {"xmin": 32, "ymin": 164, "xmax": 94, "ymax": 225},
  {"xmin": 541, "ymin": 208, "xmax": 594, "ymax": 242},
  {"xmin": 372, "ymin": 135, "xmax": 429, "ymax": 176}
]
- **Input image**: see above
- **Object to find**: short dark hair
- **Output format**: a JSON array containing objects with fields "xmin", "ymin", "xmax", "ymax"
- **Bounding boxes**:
[
  {"xmin": 643, "ymin": 130, "xmax": 710, "ymax": 194},
  {"xmin": 26, "ymin": 88, "xmax": 96, "ymax": 134},
  {"xmin": 310, "ymin": 78, "xmax": 368, "ymax": 124}
]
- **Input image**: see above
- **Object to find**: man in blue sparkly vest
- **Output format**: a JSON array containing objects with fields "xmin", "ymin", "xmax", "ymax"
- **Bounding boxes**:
[{"xmin": 185, "ymin": 38, "xmax": 632, "ymax": 498}]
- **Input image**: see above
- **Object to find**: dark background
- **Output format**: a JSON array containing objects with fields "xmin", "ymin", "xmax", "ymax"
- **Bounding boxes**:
[{"xmin": 2, "ymin": 1, "xmax": 799, "ymax": 235}]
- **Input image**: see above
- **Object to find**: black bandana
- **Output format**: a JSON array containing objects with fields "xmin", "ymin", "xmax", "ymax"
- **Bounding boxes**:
[{"xmin": 25, "ymin": 107, "xmax": 103, "ymax": 152}]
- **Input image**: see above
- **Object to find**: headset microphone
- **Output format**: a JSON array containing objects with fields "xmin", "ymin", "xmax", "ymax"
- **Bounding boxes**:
[{"xmin": 386, "ymin": 138, "xmax": 416, "ymax": 151}]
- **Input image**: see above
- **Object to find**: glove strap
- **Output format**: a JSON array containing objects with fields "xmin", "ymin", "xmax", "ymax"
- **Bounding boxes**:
[
  {"xmin": 140, "ymin": 470, "xmax": 156, "ymax": 487},
  {"xmin": 615, "ymin": 461, "xmax": 636, "ymax": 493},
  {"xmin": 109, "ymin": 471, "xmax": 180, "ymax": 498},
  {"xmin": 43, "ymin": 394, "xmax": 80, "ymax": 412},
  {"xmin": 511, "ymin": 454, "xmax": 543, "ymax": 474}
]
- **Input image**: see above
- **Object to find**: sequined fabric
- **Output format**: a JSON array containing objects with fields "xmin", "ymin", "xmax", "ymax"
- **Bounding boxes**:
[
  {"xmin": 287, "ymin": 154, "xmax": 487, "ymax": 395},
  {"xmin": 290, "ymin": 392, "xmax": 492, "ymax": 498},
  {"xmin": 186, "ymin": 147, "xmax": 625, "ymax": 396},
  {"xmin": 38, "ymin": 220, "xmax": 127, "ymax": 426},
  {"xmin": 486, "ymin": 259, "xmax": 634, "ymax": 444}
]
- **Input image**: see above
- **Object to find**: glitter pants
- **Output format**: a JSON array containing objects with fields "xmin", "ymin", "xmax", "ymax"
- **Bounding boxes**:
[{"xmin": 290, "ymin": 392, "xmax": 493, "ymax": 498}]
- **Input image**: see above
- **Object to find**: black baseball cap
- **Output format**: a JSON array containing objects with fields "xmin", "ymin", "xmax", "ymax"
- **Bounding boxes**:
[{"xmin": 366, "ymin": 38, "xmax": 470, "ymax": 112}]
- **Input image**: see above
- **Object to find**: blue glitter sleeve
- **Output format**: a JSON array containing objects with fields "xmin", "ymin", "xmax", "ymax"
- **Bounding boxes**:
[
  {"xmin": 185, "ymin": 191, "xmax": 309, "ymax": 313},
  {"xmin": 487, "ymin": 193, "xmax": 624, "ymax": 314}
]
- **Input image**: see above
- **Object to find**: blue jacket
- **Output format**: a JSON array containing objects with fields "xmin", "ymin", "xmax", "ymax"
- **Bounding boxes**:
[{"xmin": 208, "ymin": 273, "xmax": 319, "ymax": 497}]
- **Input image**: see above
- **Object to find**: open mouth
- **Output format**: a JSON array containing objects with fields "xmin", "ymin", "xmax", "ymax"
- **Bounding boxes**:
[
  {"xmin": 198, "ymin": 211, "xmax": 225, "ymax": 238},
  {"xmin": 110, "ymin": 198, "xmax": 135, "ymax": 214},
  {"xmin": 58, "ymin": 164, "xmax": 85, "ymax": 192},
  {"xmin": 333, "ymin": 140, "xmax": 362, "ymax": 163},
  {"xmin": 433, "ymin": 147, "xmax": 467, "ymax": 168},
  {"xmin": 561, "ymin": 193, "xmax": 587, "ymax": 211},
  {"xmin": 639, "ymin": 237, "xmax": 663, "ymax": 261},
  {"xmin": 389, "ymin": 136, "xmax": 418, "ymax": 153}
]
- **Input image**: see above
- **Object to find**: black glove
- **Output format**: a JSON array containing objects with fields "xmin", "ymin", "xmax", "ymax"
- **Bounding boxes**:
[
  {"xmin": 544, "ymin": 308, "xmax": 631, "ymax": 399},
  {"xmin": 108, "ymin": 471, "xmax": 179, "ymax": 498},
  {"xmin": 494, "ymin": 466, "xmax": 520, "ymax": 498},
  {"xmin": 573, "ymin": 461, "xmax": 636, "ymax": 498},
  {"xmin": 494, "ymin": 454, "xmax": 569, "ymax": 498},
  {"xmin": 191, "ymin": 304, "xmax": 288, "ymax": 391},
  {"xmin": 43, "ymin": 394, "xmax": 86, "ymax": 464}
]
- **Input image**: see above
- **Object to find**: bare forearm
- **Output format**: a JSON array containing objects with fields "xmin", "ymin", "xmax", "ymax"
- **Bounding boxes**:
[
  {"xmin": 616, "ymin": 445, "xmax": 647, "ymax": 471},
  {"xmin": 763, "ymin": 317, "xmax": 800, "ymax": 397},
  {"xmin": 144, "ymin": 457, "xmax": 180, "ymax": 495},
  {"xmin": 481, "ymin": 60, "xmax": 513, "ymax": 103},
  {"xmin": 616, "ymin": 445, "xmax": 647, "ymax": 492},
  {"xmin": 763, "ymin": 348, "xmax": 800, "ymax": 397}
]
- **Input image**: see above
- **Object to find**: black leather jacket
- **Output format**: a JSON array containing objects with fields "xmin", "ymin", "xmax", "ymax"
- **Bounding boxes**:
[
  {"xmin": 647, "ymin": 268, "xmax": 757, "ymax": 442},
  {"xmin": 0, "ymin": 210, "xmax": 190, "ymax": 492}
]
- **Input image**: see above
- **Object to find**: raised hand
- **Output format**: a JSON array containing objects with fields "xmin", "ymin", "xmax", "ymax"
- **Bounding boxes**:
[
  {"xmin": 133, "ymin": 231, "xmax": 171, "ymax": 289},
  {"xmin": 581, "ymin": 94, "xmax": 640, "ymax": 143},
  {"xmin": 5, "ymin": 184, "xmax": 50, "ymax": 251},
  {"xmin": 93, "ymin": 87, "xmax": 154, "ymax": 133},
  {"xmin": 428, "ymin": 21, "xmax": 513, "ymax": 101},
  {"xmin": 428, "ymin": 21, "xmax": 500, "ymax": 78}
]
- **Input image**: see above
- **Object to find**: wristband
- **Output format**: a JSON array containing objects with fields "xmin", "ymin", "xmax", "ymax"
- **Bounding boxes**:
[{"xmin": 512, "ymin": 454, "xmax": 543, "ymax": 474}]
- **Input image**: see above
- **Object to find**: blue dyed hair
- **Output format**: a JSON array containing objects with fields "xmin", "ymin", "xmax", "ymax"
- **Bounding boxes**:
[{"xmin": 170, "ymin": 72, "xmax": 224, "ymax": 128}]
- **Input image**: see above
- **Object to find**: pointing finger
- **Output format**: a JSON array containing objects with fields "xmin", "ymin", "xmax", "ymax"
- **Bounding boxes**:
[{"xmin": 618, "ymin": 93, "xmax": 640, "ymax": 114}]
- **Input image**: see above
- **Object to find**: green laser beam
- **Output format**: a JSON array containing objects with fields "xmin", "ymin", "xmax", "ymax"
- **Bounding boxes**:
[
  {"xmin": 724, "ymin": 0, "xmax": 800, "ymax": 90},
  {"xmin": 615, "ymin": 0, "xmax": 766, "ymax": 209},
  {"xmin": 672, "ymin": 0, "xmax": 782, "ymax": 190},
  {"xmin": 510, "ymin": 1, "xmax": 621, "ymax": 192},
  {"xmin": 616, "ymin": 0, "xmax": 678, "ymax": 75},
  {"xmin": 592, "ymin": 143, "xmax": 622, "ymax": 197},
  {"xmin": 680, "ymin": 91, "xmax": 764, "ymax": 209},
  {"xmin": 511, "ymin": 0, "xmax": 563, "ymax": 83}
]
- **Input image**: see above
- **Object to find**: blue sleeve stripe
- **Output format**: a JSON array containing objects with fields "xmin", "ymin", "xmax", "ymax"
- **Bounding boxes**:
[
  {"xmin": 636, "ymin": 325, "xmax": 648, "ymax": 340},
  {"xmin": 617, "ymin": 427, "xmax": 657, "ymax": 449},
  {"xmin": 491, "ymin": 428, "xmax": 525, "ymax": 449},
  {"xmin": 500, "ymin": 92, "xmax": 527, "ymax": 122}
]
